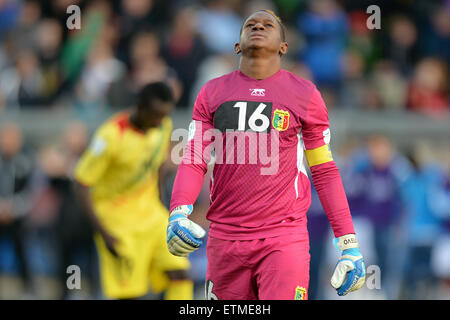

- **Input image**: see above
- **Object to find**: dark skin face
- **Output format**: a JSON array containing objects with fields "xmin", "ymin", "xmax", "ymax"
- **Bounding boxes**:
[
  {"xmin": 130, "ymin": 99, "xmax": 174, "ymax": 131},
  {"xmin": 235, "ymin": 11, "xmax": 288, "ymax": 79}
]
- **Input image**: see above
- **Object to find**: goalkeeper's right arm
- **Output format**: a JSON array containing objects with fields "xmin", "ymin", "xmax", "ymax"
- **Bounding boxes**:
[{"xmin": 167, "ymin": 119, "xmax": 213, "ymax": 256}]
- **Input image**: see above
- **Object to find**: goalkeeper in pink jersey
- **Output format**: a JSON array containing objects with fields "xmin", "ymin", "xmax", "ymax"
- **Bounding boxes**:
[{"xmin": 166, "ymin": 10, "xmax": 366, "ymax": 300}]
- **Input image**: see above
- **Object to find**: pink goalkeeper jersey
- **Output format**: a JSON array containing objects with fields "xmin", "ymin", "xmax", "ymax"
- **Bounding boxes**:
[{"xmin": 171, "ymin": 69, "xmax": 355, "ymax": 240}]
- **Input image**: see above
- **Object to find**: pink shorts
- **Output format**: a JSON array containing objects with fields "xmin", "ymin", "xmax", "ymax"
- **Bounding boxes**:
[{"xmin": 205, "ymin": 233, "xmax": 310, "ymax": 300}]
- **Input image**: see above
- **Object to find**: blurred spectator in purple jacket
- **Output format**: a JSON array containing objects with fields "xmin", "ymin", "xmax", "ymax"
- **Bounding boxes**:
[
  {"xmin": 307, "ymin": 182, "xmax": 330, "ymax": 300},
  {"xmin": 345, "ymin": 134, "xmax": 411, "ymax": 298}
]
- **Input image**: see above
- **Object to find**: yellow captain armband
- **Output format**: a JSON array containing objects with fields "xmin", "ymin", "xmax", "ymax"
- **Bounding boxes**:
[{"xmin": 305, "ymin": 144, "xmax": 334, "ymax": 167}]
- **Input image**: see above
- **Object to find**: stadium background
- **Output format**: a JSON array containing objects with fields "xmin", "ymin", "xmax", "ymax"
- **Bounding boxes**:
[{"xmin": 0, "ymin": 0, "xmax": 448, "ymax": 299}]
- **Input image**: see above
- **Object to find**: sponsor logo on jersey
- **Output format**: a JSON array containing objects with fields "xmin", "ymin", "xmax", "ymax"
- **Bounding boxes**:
[
  {"xmin": 272, "ymin": 109, "xmax": 290, "ymax": 131},
  {"xmin": 250, "ymin": 88, "xmax": 265, "ymax": 96},
  {"xmin": 294, "ymin": 286, "xmax": 307, "ymax": 300}
]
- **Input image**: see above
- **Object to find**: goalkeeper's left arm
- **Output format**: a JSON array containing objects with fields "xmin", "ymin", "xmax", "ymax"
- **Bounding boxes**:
[
  {"xmin": 308, "ymin": 155, "xmax": 366, "ymax": 296},
  {"xmin": 303, "ymin": 86, "xmax": 366, "ymax": 296}
]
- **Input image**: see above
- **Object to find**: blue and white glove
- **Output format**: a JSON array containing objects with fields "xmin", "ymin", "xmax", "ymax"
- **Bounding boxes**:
[
  {"xmin": 167, "ymin": 205, "xmax": 206, "ymax": 257},
  {"xmin": 331, "ymin": 234, "xmax": 366, "ymax": 296}
]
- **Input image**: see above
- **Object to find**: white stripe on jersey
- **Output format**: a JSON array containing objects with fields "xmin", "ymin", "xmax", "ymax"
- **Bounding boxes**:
[{"xmin": 295, "ymin": 132, "xmax": 308, "ymax": 198}]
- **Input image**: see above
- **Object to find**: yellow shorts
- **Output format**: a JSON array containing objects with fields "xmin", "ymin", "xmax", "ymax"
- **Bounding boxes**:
[{"xmin": 95, "ymin": 210, "xmax": 190, "ymax": 299}]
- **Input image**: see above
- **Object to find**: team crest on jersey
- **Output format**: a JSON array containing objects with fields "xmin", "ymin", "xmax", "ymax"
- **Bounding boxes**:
[
  {"xmin": 294, "ymin": 286, "xmax": 307, "ymax": 300},
  {"xmin": 272, "ymin": 109, "xmax": 290, "ymax": 131}
]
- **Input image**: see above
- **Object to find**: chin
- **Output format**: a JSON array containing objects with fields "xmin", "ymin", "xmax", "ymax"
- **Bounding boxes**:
[{"xmin": 245, "ymin": 42, "xmax": 267, "ymax": 50}]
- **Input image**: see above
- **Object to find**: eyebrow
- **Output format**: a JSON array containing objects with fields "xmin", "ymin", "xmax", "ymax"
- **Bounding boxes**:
[{"xmin": 245, "ymin": 18, "xmax": 276, "ymax": 24}]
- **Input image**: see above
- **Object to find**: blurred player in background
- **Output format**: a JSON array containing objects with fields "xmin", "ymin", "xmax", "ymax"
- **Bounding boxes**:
[
  {"xmin": 167, "ymin": 10, "xmax": 366, "ymax": 300},
  {"xmin": 74, "ymin": 82, "xmax": 193, "ymax": 300}
]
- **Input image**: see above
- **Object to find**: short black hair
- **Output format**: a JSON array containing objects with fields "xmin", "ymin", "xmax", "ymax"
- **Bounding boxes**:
[
  {"xmin": 137, "ymin": 81, "xmax": 174, "ymax": 109},
  {"xmin": 240, "ymin": 10, "xmax": 286, "ymax": 42}
]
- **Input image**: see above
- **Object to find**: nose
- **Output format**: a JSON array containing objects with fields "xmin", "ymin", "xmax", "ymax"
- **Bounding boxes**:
[{"xmin": 252, "ymin": 22, "xmax": 265, "ymax": 31}]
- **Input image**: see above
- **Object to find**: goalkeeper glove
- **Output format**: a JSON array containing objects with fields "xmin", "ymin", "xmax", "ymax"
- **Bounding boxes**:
[
  {"xmin": 331, "ymin": 234, "xmax": 366, "ymax": 296},
  {"xmin": 167, "ymin": 205, "xmax": 206, "ymax": 257}
]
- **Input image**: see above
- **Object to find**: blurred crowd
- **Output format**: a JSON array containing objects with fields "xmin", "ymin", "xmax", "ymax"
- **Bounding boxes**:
[
  {"xmin": 308, "ymin": 135, "xmax": 449, "ymax": 300},
  {"xmin": 0, "ymin": 121, "xmax": 98, "ymax": 299},
  {"xmin": 0, "ymin": 0, "xmax": 448, "ymax": 116},
  {"xmin": 0, "ymin": 120, "xmax": 448, "ymax": 300},
  {"xmin": 0, "ymin": 0, "xmax": 449, "ymax": 300}
]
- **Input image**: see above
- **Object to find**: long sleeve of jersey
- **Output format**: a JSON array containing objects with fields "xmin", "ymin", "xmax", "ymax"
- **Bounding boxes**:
[
  {"xmin": 302, "ymin": 87, "xmax": 355, "ymax": 237},
  {"xmin": 170, "ymin": 86, "xmax": 212, "ymax": 211}
]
